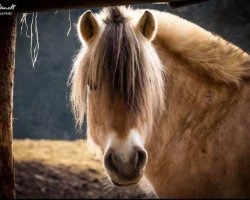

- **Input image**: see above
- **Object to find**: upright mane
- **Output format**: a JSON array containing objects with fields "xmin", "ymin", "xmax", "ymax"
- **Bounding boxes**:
[{"xmin": 69, "ymin": 7, "xmax": 165, "ymax": 129}]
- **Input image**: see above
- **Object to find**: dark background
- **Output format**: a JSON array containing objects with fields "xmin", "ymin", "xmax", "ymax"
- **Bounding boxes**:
[{"xmin": 14, "ymin": 0, "xmax": 250, "ymax": 140}]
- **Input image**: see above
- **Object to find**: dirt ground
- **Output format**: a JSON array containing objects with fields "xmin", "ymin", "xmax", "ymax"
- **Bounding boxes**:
[{"xmin": 13, "ymin": 139, "xmax": 155, "ymax": 199}]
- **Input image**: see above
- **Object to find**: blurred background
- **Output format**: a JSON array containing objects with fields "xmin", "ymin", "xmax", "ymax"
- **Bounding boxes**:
[{"xmin": 12, "ymin": 0, "xmax": 250, "ymax": 198}]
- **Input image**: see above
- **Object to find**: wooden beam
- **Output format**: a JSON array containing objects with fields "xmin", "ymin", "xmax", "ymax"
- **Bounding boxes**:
[
  {"xmin": 9, "ymin": 0, "xmax": 200, "ymax": 13},
  {"xmin": 169, "ymin": 0, "xmax": 208, "ymax": 8},
  {"xmin": 12, "ymin": 0, "xmax": 168, "ymax": 12},
  {"xmin": 0, "ymin": 14, "xmax": 16, "ymax": 199}
]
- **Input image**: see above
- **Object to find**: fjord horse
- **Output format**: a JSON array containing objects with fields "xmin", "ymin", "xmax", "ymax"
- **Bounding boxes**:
[{"xmin": 69, "ymin": 7, "xmax": 250, "ymax": 198}]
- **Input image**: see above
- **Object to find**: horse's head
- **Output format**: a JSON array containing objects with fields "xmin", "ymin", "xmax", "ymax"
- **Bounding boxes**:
[{"xmin": 70, "ymin": 7, "xmax": 165, "ymax": 187}]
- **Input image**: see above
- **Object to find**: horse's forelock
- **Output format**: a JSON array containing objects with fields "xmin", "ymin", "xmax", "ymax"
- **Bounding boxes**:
[{"xmin": 96, "ymin": 7, "xmax": 149, "ymax": 117}]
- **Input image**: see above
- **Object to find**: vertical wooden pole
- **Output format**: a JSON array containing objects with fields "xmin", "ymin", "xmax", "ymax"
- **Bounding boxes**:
[{"xmin": 0, "ymin": 14, "xmax": 16, "ymax": 199}]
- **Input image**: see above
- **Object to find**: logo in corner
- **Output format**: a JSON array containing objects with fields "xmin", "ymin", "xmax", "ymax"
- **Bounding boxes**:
[{"xmin": 0, "ymin": 4, "xmax": 17, "ymax": 15}]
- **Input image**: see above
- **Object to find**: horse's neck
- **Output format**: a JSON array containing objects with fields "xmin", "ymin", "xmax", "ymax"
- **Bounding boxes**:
[
  {"xmin": 144, "ymin": 57, "xmax": 250, "ymax": 196},
  {"xmin": 146, "ymin": 10, "xmax": 250, "ymax": 146},
  {"xmin": 144, "ymin": 11, "xmax": 250, "ymax": 195},
  {"xmin": 146, "ymin": 10, "xmax": 250, "ymax": 149}
]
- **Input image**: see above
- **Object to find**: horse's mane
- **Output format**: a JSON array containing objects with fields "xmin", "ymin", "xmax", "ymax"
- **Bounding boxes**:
[
  {"xmin": 151, "ymin": 10, "xmax": 250, "ymax": 86},
  {"xmin": 69, "ymin": 7, "xmax": 165, "ymax": 129}
]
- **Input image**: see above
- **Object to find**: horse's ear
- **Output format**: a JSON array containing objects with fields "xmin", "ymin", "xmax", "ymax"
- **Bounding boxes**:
[
  {"xmin": 136, "ymin": 10, "xmax": 156, "ymax": 41},
  {"xmin": 78, "ymin": 10, "xmax": 99, "ymax": 43}
]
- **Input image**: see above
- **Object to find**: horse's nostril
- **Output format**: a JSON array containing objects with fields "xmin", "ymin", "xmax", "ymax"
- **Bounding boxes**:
[
  {"xmin": 135, "ymin": 149, "xmax": 147, "ymax": 170},
  {"xmin": 104, "ymin": 152, "xmax": 118, "ymax": 173}
]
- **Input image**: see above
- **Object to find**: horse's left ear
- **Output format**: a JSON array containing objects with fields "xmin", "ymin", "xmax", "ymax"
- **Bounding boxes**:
[{"xmin": 136, "ymin": 10, "xmax": 157, "ymax": 41}]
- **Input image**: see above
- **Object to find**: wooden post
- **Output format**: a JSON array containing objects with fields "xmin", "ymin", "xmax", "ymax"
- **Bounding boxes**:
[{"xmin": 0, "ymin": 14, "xmax": 16, "ymax": 199}]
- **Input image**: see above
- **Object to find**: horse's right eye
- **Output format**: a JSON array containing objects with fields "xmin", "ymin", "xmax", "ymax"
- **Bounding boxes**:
[{"xmin": 88, "ymin": 82, "xmax": 97, "ymax": 91}]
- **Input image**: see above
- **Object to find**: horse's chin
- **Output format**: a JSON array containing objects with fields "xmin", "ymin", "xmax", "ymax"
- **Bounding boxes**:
[
  {"xmin": 108, "ymin": 174, "xmax": 143, "ymax": 187},
  {"xmin": 106, "ymin": 168, "xmax": 144, "ymax": 187},
  {"xmin": 111, "ymin": 179, "xmax": 140, "ymax": 187}
]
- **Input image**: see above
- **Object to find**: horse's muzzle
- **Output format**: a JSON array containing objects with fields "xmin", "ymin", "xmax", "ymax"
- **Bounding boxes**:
[{"xmin": 104, "ymin": 146, "xmax": 147, "ymax": 186}]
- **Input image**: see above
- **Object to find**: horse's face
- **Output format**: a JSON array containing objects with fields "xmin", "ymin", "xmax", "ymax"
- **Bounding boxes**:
[
  {"xmin": 87, "ymin": 91, "xmax": 147, "ymax": 186},
  {"xmin": 71, "ymin": 7, "xmax": 164, "ymax": 187}
]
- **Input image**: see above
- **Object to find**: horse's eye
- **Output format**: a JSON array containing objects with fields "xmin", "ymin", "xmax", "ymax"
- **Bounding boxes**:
[{"xmin": 88, "ymin": 81, "xmax": 97, "ymax": 91}]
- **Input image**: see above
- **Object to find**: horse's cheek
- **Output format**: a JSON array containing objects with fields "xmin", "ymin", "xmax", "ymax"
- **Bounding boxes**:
[{"xmin": 87, "ymin": 122, "xmax": 107, "ymax": 151}]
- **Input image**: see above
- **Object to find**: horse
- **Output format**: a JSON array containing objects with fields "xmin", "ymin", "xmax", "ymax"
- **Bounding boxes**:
[{"xmin": 69, "ymin": 6, "xmax": 250, "ymax": 198}]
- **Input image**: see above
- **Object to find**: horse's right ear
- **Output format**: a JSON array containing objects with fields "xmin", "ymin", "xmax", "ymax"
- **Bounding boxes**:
[
  {"xmin": 78, "ymin": 10, "xmax": 99, "ymax": 43},
  {"xmin": 136, "ymin": 10, "xmax": 157, "ymax": 41}
]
